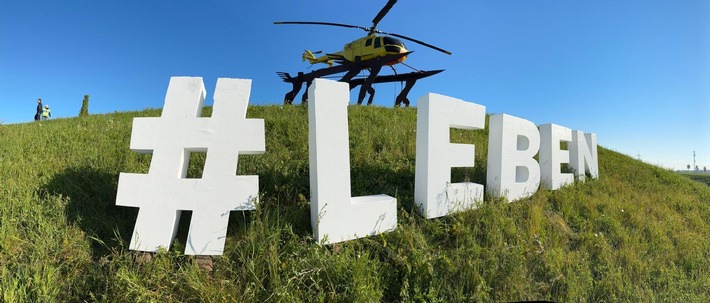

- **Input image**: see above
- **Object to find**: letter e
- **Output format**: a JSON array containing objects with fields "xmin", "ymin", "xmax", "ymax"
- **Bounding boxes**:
[
  {"xmin": 414, "ymin": 94, "xmax": 486, "ymax": 218},
  {"xmin": 539, "ymin": 123, "xmax": 574, "ymax": 190}
]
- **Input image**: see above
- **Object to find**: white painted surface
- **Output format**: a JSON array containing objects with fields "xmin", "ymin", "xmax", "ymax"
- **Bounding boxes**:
[
  {"xmin": 539, "ymin": 123, "xmax": 574, "ymax": 190},
  {"xmin": 486, "ymin": 114, "xmax": 541, "ymax": 201},
  {"xmin": 414, "ymin": 93, "xmax": 485, "ymax": 218},
  {"xmin": 116, "ymin": 77, "xmax": 265, "ymax": 255},
  {"xmin": 570, "ymin": 131, "xmax": 599, "ymax": 180},
  {"xmin": 308, "ymin": 78, "xmax": 397, "ymax": 244}
]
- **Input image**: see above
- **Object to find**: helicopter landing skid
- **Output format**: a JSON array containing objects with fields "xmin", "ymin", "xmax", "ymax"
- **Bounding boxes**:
[
  {"xmin": 347, "ymin": 69, "xmax": 443, "ymax": 107},
  {"xmin": 277, "ymin": 52, "xmax": 442, "ymax": 106}
]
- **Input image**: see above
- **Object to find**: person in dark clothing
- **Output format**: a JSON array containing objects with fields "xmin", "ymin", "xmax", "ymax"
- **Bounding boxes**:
[{"xmin": 35, "ymin": 98, "xmax": 43, "ymax": 121}]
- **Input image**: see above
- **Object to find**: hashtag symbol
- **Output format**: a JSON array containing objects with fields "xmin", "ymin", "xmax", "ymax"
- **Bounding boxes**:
[{"xmin": 116, "ymin": 77, "xmax": 265, "ymax": 255}]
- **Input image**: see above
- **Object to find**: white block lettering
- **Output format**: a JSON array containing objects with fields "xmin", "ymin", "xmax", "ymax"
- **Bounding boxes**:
[
  {"xmin": 486, "ymin": 114, "xmax": 541, "ymax": 201},
  {"xmin": 307, "ymin": 79, "xmax": 397, "ymax": 244},
  {"xmin": 569, "ymin": 131, "xmax": 599, "ymax": 180},
  {"xmin": 539, "ymin": 123, "xmax": 574, "ymax": 190},
  {"xmin": 414, "ymin": 93, "xmax": 485, "ymax": 218}
]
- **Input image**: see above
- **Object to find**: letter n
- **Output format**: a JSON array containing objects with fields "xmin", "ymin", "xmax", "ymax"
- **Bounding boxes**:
[{"xmin": 569, "ymin": 131, "xmax": 599, "ymax": 180}]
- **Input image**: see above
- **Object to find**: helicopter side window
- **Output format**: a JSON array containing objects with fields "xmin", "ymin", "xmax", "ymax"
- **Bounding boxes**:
[
  {"xmin": 374, "ymin": 37, "xmax": 381, "ymax": 48},
  {"xmin": 365, "ymin": 38, "xmax": 372, "ymax": 47}
]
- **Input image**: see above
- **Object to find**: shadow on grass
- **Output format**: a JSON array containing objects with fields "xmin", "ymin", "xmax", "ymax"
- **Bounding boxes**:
[
  {"xmin": 39, "ymin": 156, "xmax": 458, "ymax": 258},
  {"xmin": 42, "ymin": 166, "xmax": 137, "ymax": 259},
  {"xmin": 241, "ymin": 161, "xmax": 421, "ymax": 240},
  {"xmin": 250, "ymin": 157, "xmax": 487, "ymax": 228},
  {"xmin": 350, "ymin": 160, "xmax": 486, "ymax": 214}
]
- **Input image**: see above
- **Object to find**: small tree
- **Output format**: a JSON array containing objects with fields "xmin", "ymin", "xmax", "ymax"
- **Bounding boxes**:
[
  {"xmin": 79, "ymin": 94, "xmax": 90, "ymax": 117},
  {"xmin": 687, "ymin": 164, "xmax": 691, "ymax": 170},
  {"xmin": 704, "ymin": 166, "xmax": 707, "ymax": 173}
]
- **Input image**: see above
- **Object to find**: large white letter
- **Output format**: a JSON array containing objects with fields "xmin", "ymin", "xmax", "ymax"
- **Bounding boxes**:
[
  {"xmin": 486, "ymin": 114, "xmax": 541, "ymax": 201},
  {"xmin": 539, "ymin": 123, "xmax": 574, "ymax": 190},
  {"xmin": 569, "ymin": 131, "xmax": 599, "ymax": 180},
  {"xmin": 414, "ymin": 93, "xmax": 485, "ymax": 218},
  {"xmin": 308, "ymin": 78, "xmax": 397, "ymax": 244}
]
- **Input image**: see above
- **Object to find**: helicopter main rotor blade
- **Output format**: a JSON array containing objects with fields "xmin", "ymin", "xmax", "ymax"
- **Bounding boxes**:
[
  {"xmin": 274, "ymin": 21, "xmax": 369, "ymax": 32},
  {"xmin": 383, "ymin": 31, "xmax": 452, "ymax": 55},
  {"xmin": 371, "ymin": 0, "xmax": 397, "ymax": 32},
  {"xmin": 274, "ymin": 19, "xmax": 452, "ymax": 56}
]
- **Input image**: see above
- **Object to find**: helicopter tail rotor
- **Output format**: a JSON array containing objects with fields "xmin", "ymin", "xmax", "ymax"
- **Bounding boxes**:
[{"xmin": 302, "ymin": 50, "xmax": 319, "ymax": 62}]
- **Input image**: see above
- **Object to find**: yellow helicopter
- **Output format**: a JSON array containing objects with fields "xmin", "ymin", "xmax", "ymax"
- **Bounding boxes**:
[
  {"xmin": 300, "ymin": 36, "xmax": 410, "ymax": 68},
  {"xmin": 275, "ymin": 0, "xmax": 451, "ymax": 68},
  {"xmin": 274, "ymin": 0, "xmax": 450, "ymax": 106}
]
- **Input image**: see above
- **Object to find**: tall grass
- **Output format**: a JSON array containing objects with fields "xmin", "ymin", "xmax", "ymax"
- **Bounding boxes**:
[
  {"xmin": 680, "ymin": 172, "xmax": 710, "ymax": 186},
  {"xmin": 1, "ymin": 106, "xmax": 708, "ymax": 302}
]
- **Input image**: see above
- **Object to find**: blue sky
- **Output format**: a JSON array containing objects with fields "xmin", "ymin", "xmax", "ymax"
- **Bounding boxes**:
[{"xmin": 1, "ymin": 0, "xmax": 708, "ymax": 170}]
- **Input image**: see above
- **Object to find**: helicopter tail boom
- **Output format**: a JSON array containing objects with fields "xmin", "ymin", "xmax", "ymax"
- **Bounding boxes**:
[{"xmin": 302, "ymin": 50, "xmax": 337, "ymax": 67}]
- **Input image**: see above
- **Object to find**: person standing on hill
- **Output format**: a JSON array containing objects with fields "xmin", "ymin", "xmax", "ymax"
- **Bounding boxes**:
[
  {"xmin": 35, "ymin": 98, "xmax": 43, "ymax": 121},
  {"xmin": 42, "ymin": 105, "xmax": 51, "ymax": 120}
]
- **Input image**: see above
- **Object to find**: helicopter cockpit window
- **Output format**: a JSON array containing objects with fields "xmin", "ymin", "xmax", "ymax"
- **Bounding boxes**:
[
  {"xmin": 383, "ymin": 37, "xmax": 404, "ymax": 47},
  {"xmin": 365, "ymin": 38, "xmax": 372, "ymax": 47},
  {"xmin": 374, "ymin": 37, "xmax": 381, "ymax": 48}
]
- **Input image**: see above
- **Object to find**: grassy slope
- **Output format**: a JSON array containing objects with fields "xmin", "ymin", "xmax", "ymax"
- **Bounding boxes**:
[
  {"xmin": 680, "ymin": 172, "xmax": 710, "ymax": 187},
  {"xmin": 1, "ymin": 106, "xmax": 709, "ymax": 302}
]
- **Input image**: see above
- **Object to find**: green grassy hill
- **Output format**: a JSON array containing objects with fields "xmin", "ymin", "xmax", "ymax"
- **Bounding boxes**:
[
  {"xmin": 1, "ymin": 106, "xmax": 709, "ymax": 302},
  {"xmin": 680, "ymin": 172, "xmax": 710, "ymax": 187}
]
